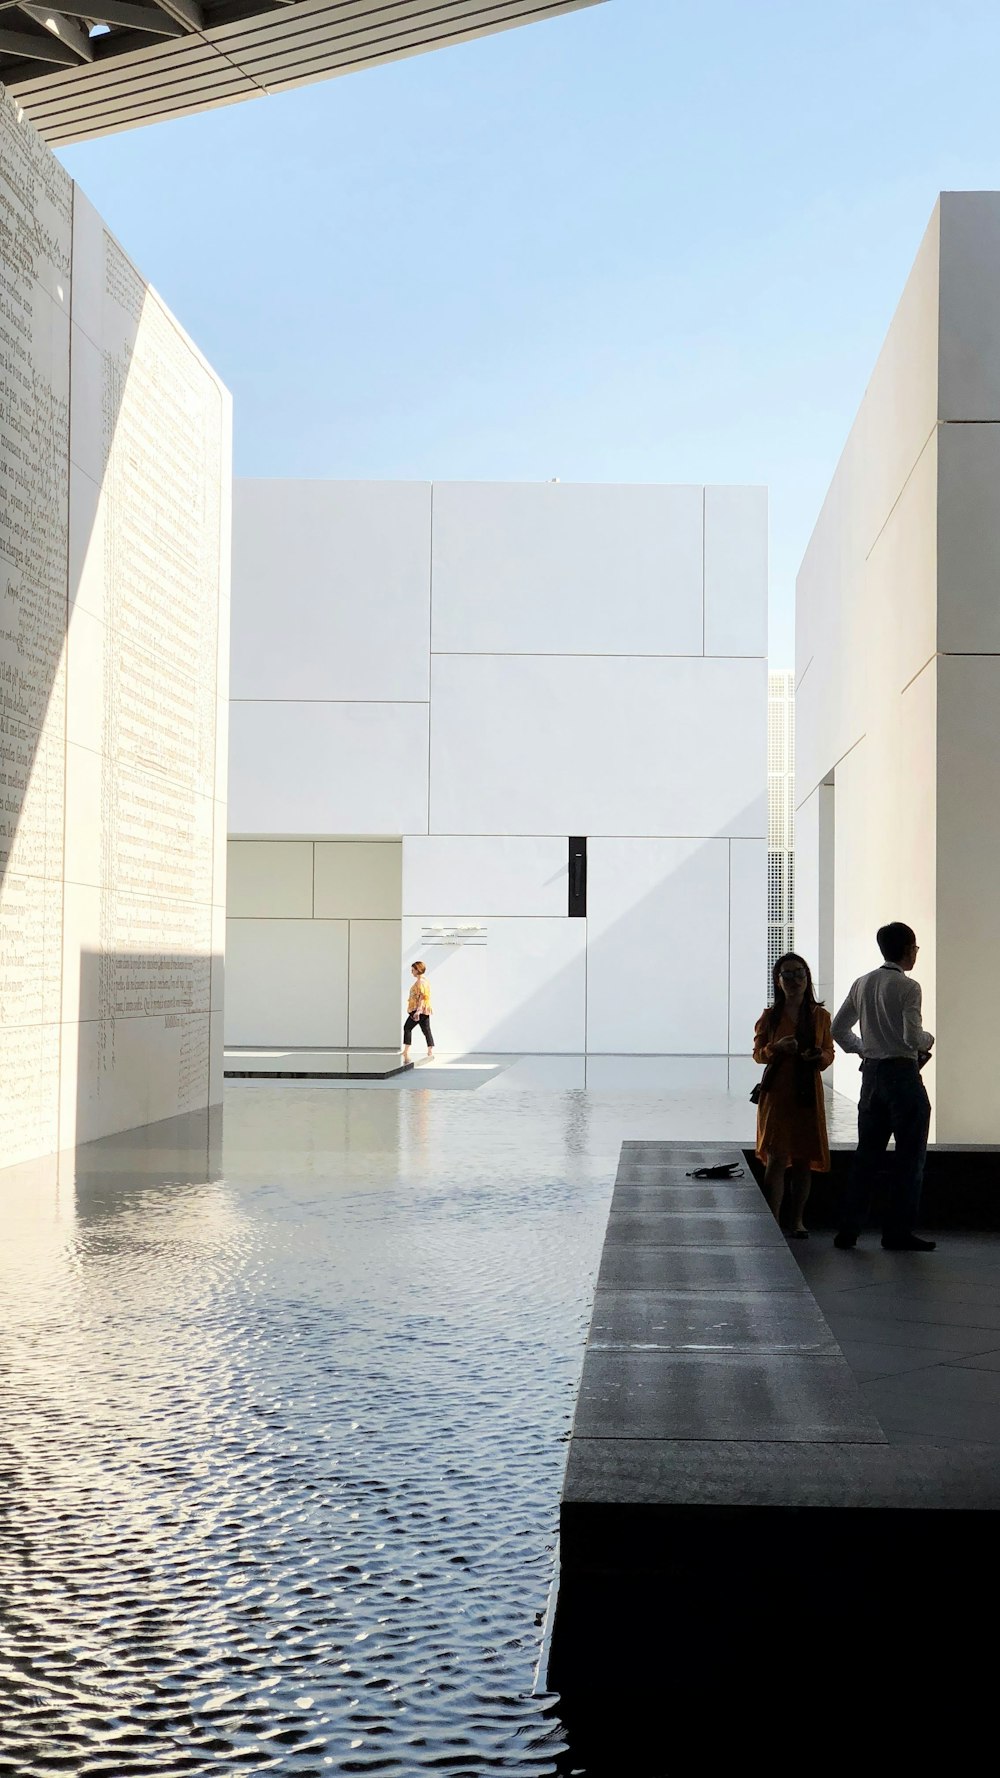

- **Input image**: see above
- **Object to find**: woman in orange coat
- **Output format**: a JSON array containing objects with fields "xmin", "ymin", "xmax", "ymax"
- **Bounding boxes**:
[{"xmin": 753, "ymin": 953, "xmax": 834, "ymax": 1237}]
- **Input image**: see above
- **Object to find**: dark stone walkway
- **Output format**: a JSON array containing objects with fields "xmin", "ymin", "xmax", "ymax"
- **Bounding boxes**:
[{"xmin": 793, "ymin": 1232, "xmax": 1000, "ymax": 1446}]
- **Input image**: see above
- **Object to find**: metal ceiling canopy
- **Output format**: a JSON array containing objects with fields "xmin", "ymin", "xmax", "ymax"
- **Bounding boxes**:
[{"xmin": 0, "ymin": 0, "xmax": 604, "ymax": 145}]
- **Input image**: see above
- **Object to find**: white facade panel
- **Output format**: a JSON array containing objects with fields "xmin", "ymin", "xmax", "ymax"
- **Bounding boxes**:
[
  {"xmin": 793, "ymin": 788, "xmax": 821, "ymax": 997},
  {"xmin": 429, "ymin": 654, "xmax": 766, "ymax": 839},
  {"xmin": 224, "ymin": 918, "xmax": 349, "ymax": 1047},
  {"xmin": 585, "ymin": 839, "xmax": 731, "ymax": 1054},
  {"xmin": 704, "ymin": 487, "xmax": 768, "ymax": 657},
  {"xmin": 0, "ymin": 92, "xmax": 229, "ymax": 1168},
  {"xmin": 228, "ymin": 702, "xmax": 428, "ymax": 837},
  {"xmin": 935, "ymin": 655, "xmax": 1000, "ymax": 1140},
  {"xmin": 431, "ymin": 482, "xmax": 704, "ymax": 657},
  {"xmin": 402, "ymin": 916, "xmax": 587, "ymax": 1053},
  {"xmin": 938, "ymin": 192, "xmax": 1000, "ymax": 421},
  {"xmin": 402, "ymin": 836, "xmax": 568, "ymax": 916},
  {"xmin": 227, "ymin": 841, "xmax": 313, "ymax": 917},
  {"xmin": 729, "ymin": 838, "xmax": 768, "ymax": 1051},
  {"xmin": 937, "ymin": 423, "xmax": 1000, "ymax": 653},
  {"xmin": 314, "ymin": 841, "xmax": 402, "ymax": 920},
  {"xmin": 230, "ymin": 480, "xmax": 432, "ymax": 702},
  {"xmin": 227, "ymin": 475, "xmax": 768, "ymax": 1055},
  {"xmin": 348, "ymin": 921, "xmax": 403, "ymax": 1047}
]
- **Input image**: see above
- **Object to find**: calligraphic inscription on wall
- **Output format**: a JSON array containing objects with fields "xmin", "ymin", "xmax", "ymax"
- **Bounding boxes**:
[
  {"xmin": 96, "ymin": 238, "xmax": 223, "ymax": 1114},
  {"xmin": 421, "ymin": 925, "xmax": 488, "ymax": 947},
  {"xmin": 0, "ymin": 91, "xmax": 72, "ymax": 1167}
]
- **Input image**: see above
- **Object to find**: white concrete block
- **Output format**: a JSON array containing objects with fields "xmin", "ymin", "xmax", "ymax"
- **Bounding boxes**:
[
  {"xmin": 70, "ymin": 185, "xmax": 105, "ymax": 349},
  {"xmin": 314, "ymin": 841, "xmax": 402, "ymax": 919},
  {"xmin": 67, "ymin": 463, "xmax": 105, "ymax": 623},
  {"xmin": 209, "ymin": 1010, "xmax": 224, "ymax": 1107},
  {"xmin": 68, "ymin": 324, "xmax": 105, "ymax": 485},
  {"xmin": 402, "ymin": 836, "xmax": 567, "ymax": 916},
  {"xmin": 586, "ymin": 838, "xmax": 730, "ymax": 1053},
  {"xmin": 430, "ymin": 655, "xmax": 766, "ymax": 838},
  {"xmin": 936, "ymin": 655, "xmax": 1000, "ymax": 1139},
  {"xmin": 65, "ymin": 604, "xmax": 105, "ymax": 753},
  {"xmin": 63, "ymin": 741, "xmax": 103, "ymax": 890},
  {"xmin": 224, "ymin": 918, "xmax": 349, "ymax": 1047},
  {"xmin": 704, "ymin": 487, "xmax": 768, "ymax": 657},
  {"xmin": 402, "ymin": 916, "xmax": 586, "ymax": 1052},
  {"xmin": 231, "ymin": 481, "xmax": 432, "ymax": 701},
  {"xmin": 227, "ymin": 841, "xmax": 314, "ymax": 917},
  {"xmin": 228, "ymin": 702, "xmax": 429, "ymax": 837},
  {"xmin": 211, "ymin": 903, "xmax": 225, "ymax": 1014},
  {"xmin": 431, "ymin": 481, "xmax": 704, "ymax": 656},
  {"xmin": 937, "ymin": 422, "xmax": 1000, "ymax": 652},
  {"xmin": 793, "ymin": 788, "xmax": 821, "ymax": 998},
  {"xmin": 728, "ymin": 838, "xmax": 768, "ymax": 1052},
  {"xmin": 0, "ymin": 1020, "xmax": 60, "ymax": 1168},
  {"xmin": 66, "ymin": 1011, "xmax": 214, "ymax": 1149},
  {"xmin": 60, "ymin": 882, "xmax": 102, "ymax": 1025},
  {"xmin": 348, "ymin": 920, "xmax": 402, "ymax": 1047},
  {"xmin": 939, "ymin": 192, "xmax": 1000, "ymax": 421}
]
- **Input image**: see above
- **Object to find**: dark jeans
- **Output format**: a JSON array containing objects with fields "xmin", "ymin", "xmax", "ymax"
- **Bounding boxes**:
[
  {"xmin": 839, "ymin": 1059, "xmax": 930, "ymax": 1238},
  {"xmin": 403, "ymin": 1013, "xmax": 434, "ymax": 1049}
]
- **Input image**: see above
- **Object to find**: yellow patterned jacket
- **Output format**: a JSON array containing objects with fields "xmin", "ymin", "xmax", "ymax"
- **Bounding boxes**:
[{"xmin": 407, "ymin": 978, "xmax": 433, "ymax": 1016}]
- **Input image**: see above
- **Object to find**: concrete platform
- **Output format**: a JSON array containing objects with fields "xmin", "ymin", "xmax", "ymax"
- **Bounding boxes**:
[
  {"xmin": 224, "ymin": 1047, "xmax": 413, "ymax": 1080},
  {"xmin": 548, "ymin": 1138, "xmax": 1000, "ymax": 1767}
]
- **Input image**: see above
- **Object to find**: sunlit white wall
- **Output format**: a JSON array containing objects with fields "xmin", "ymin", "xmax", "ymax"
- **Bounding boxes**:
[
  {"xmin": 230, "ymin": 479, "xmax": 768, "ymax": 1054},
  {"xmin": 796, "ymin": 193, "xmax": 1000, "ymax": 1141},
  {"xmin": 0, "ymin": 95, "xmax": 229, "ymax": 1170}
]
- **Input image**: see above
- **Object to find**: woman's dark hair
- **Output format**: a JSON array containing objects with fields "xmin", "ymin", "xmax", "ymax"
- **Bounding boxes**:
[{"xmin": 765, "ymin": 952, "xmax": 823, "ymax": 1048}]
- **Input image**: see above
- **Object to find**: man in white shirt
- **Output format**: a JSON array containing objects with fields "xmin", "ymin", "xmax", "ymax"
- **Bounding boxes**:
[{"xmin": 830, "ymin": 921, "xmax": 935, "ymax": 1252}]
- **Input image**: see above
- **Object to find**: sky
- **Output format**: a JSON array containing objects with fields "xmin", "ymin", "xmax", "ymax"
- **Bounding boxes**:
[{"xmin": 57, "ymin": 0, "xmax": 1000, "ymax": 665}]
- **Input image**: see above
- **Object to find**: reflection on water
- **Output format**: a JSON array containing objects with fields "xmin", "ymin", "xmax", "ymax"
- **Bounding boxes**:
[{"xmin": 0, "ymin": 1088, "xmax": 625, "ymax": 1774}]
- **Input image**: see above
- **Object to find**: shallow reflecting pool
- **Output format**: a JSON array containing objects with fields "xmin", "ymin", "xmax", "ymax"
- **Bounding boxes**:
[
  {"xmin": 0, "ymin": 1066, "xmax": 812, "ymax": 1773},
  {"xmin": 0, "ymin": 1079, "xmax": 635, "ymax": 1774}
]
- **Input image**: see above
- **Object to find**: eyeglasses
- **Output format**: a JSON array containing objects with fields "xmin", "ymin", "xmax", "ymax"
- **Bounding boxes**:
[{"xmin": 780, "ymin": 970, "xmax": 806, "ymax": 981}]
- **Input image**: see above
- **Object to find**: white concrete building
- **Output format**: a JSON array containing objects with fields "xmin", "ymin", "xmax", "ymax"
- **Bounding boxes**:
[
  {"xmin": 795, "ymin": 192, "xmax": 1000, "ymax": 1142},
  {"xmin": 0, "ymin": 92, "xmax": 229, "ymax": 1170},
  {"xmin": 768, "ymin": 670, "xmax": 795, "ymax": 993},
  {"xmin": 227, "ymin": 480, "xmax": 768, "ymax": 1057}
]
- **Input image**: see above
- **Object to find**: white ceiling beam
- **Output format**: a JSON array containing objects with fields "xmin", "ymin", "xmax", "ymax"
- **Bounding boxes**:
[
  {"xmin": 154, "ymin": 0, "xmax": 203, "ymax": 30},
  {"xmin": 45, "ymin": 0, "xmax": 186, "ymax": 35},
  {"xmin": 0, "ymin": 22, "xmax": 80, "ymax": 60},
  {"xmin": 20, "ymin": 4, "xmax": 95, "ymax": 58}
]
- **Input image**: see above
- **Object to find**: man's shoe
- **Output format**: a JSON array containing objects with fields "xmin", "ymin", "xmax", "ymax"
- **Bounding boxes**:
[
  {"xmin": 833, "ymin": 1231, "xmax": 857, "ymax": 1249},
  {"xmin": 881, "ymin": 1233, "xmax": 936, "ymax": 1251}
]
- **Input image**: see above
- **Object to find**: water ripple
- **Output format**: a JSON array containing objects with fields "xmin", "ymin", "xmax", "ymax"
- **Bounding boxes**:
[{"xmin": 0, "ymin": 1089, "xmax": 611, "ymax": 1774}]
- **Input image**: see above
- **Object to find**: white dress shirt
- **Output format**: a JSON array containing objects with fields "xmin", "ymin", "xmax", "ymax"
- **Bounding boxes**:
[{"xmin": 831, "ymin": 963, "xmax": 934, "ymax": 1061}]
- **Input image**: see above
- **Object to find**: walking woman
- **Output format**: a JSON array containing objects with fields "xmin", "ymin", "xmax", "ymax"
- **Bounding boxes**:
[
  {"xmin": 403, "ymin": 961, "xmax": 435, "ymax": 1064},
  {"xmin": 753, "ymin": 953, "xmax": 834, "ymax": 1236}
]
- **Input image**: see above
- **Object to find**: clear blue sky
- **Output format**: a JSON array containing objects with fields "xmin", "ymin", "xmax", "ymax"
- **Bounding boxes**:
[{"xmin": 58, "ymin": 0, "xmax": 1000, "ymax": 664}]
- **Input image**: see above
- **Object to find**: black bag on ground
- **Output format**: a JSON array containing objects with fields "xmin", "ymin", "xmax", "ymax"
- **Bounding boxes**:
[{"xmin": 684, "ymin": 1162, "xmax": 746, "ymax": 1179}]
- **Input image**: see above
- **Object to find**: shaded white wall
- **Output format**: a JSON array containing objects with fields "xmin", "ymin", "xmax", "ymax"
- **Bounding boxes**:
[
  {"xmin": 796, "ymin": 192, "xmax": 1000, "ymax": 1140},
  {"xmin": 0, "ymin": 95, "xmax": 229, "ymax": 1169},
  {"xmin": 225, "ymin": 841, "xmax": 401, "ymax": 1047},
  {"xmin": 231, "ymin": 480, "xmax": 768, "ymax": 1054}
]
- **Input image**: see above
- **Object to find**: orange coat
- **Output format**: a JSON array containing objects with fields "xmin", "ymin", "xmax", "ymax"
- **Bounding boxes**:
[{"xmin": 753, "ymin": 1006, "xmax": 835, "ymax": 1171}]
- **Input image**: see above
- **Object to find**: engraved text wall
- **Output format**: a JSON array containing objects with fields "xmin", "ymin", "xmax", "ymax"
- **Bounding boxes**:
[{"xmin": 0, "ymin": 89, "xmax": 230, "ymax": 1168}]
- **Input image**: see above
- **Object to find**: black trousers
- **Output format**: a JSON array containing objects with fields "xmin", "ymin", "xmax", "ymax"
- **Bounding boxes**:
[
  {"xmin": 403, "ymin": 1013, "xmax": 434, "ymax": 1049},
  {"xmin": 839, "ymin": 1059, "xmax": 930, "ymax": 1238}
]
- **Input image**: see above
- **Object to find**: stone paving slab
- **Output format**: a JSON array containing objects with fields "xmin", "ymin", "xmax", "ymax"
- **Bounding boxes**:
[
  {"xmin": 609, "ymin": 1182, "xmax": 761, "ymax": 1210},
  {"xmin": 562, "ymin": 1435, "xmax": 1000, "ymax": 1511},
  {"xmin": 587, "ymin": 1286, "xmax": 840, "ymax": 1353},
  {"xmin": 604, "ymin": 1208, "xmax": 787, "ymax": 1247},
  {"xmin": 573, "ymin": 1348, "xmax": 885, "ymax": 1442},
  {"xmin": 597, "ymin": 1242, "xmax": 810, "ymax": 1290}
]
